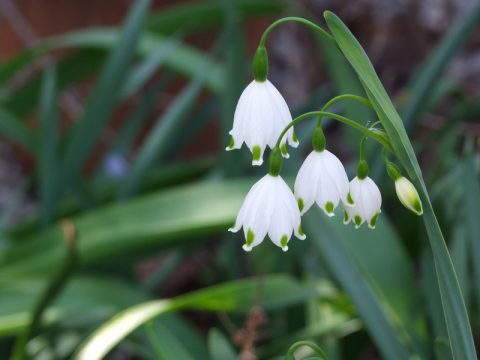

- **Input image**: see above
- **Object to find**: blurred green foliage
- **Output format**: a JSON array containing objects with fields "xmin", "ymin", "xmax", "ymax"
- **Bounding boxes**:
[{"xmin": 0, "ymin": 0, "xmax": 480, "ymax": 359}]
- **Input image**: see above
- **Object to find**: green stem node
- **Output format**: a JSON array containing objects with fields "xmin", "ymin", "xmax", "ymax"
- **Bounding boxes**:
[
  {"xmin": 252, "ymin": 46, "xmax": 268, "ymax": 82},
  {"xmin": 268, "ymin": 147, "xmax": 283, "ymax": 176},
  {"xmin": 386, "ymin": 161, "xmax": 402, "ymax": 181},
  {"xmin": 357, "ymin": 160, "xmax": 369, "ymax": 179},
  {"xmin": 312, "ymin": 126, "xmax": 326, "ymax": 152}
]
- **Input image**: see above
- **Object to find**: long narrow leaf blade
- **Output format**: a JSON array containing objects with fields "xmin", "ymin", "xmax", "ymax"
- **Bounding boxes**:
[
  {"xmin": 401, "ymin": 4, "xmax": 480, "ymax": 131},
  {"xmin": 0, "ymin": 108, "xmax": 35, "ymax": 152},
  {"xmin": 73, "ymin": 275, "xmax": 318, "ymax": 360},
  {"xmin": 38, "ymin": 66, "xmax": 59, "ymax": 225},
  {"xmin": 304, "ymin": 211, "xmax": 413, "ymax": 360},
  {"xmin": 0, "ymin": 180, "xmax": 251, "ymax": 281},
  {"xmin": 208, "ymin": 329, "xmax": 237, "ymax": 360},
  {"xmin": 61, "ymin": 0, "xmax": 151, "ymax": 190},
  {"xmin": 463, "ymin": 157, "xmax": 480, "ymax": 307},
  {"xmin": 324, "ymin": 11, "xmax": 476, "ymax": 359},
  {"xmin": 119, "ymin": 50, "xmax": 217, "ymax": 197}
]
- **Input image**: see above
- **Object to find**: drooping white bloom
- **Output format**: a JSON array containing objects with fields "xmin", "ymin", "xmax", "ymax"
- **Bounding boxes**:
[
  {"xmin": 394, "ymin": 177, "xmax": 423, "ymax": 215},
  {"xmin": 294, "ymin": 150, "xmax": 351, "ymax": 216},
  {"xmin": 343, "ymin": 176, "xmax": 382, "ymax": 229},
  {"xmin": 226, "ymin": 80, "xmax": 298, "ymax": 166},
  {"xmin": 229, "ymin": 174, "xmax": 305, "ymax": 252}
]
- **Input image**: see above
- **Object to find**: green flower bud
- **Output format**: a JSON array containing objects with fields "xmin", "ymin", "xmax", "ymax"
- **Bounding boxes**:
[{"xmin": 395, "ymin": 177, "xmax": 423, "ymax": 215}]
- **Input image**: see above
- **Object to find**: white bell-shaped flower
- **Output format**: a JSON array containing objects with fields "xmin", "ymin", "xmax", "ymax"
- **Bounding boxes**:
[
  {"xmin": 343, "ymin": 172, "xmax": 382, "ymax": 229},
  {"xmin": 294, "ymin": 149, "xmax": 350, "ymax": 217},
  {"xmin": 229, "ymin": 174, "xmax": 305, "ymax": 252},
  {"xmin": 225, "ymin": 79, "xmax": 298, "ymax": 166}
]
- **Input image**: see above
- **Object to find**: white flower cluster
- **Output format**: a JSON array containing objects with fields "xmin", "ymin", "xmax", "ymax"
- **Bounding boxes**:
[{"xmin": 227, "ymin": 72, "xmax": 422, "ymax": 252}]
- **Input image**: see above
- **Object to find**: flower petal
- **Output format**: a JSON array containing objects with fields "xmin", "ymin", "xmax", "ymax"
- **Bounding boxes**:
[{"xmin": 294, "ymin": 152, "xmax": 319, "ymax": 215}]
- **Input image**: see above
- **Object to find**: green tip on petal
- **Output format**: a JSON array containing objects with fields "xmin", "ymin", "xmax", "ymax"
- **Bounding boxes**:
[
  {"xmin": 395, "ymin": 177, "xmax": 424, "ymax": 216},
  {"xmin": 354, "ymin": 215, "xmax": 362, "ymax": 228},
  {"xmin": 413, "ymin": 200, "xmax": 423, "ymax": 215},
  {"xmin": 226, "ymin": 136, "xmax": 235, "ymax": 151},
  {"xmin": 252, "ymin": 146, "xmax": 261, "ymax": 161},
  {"xmin": 280, "ymin": 235, "xmax": 289, "ymax": 251},
  {"xmin": 228, "ymin": 222, "xmax": 237, "ymax": 232},
  {"xmin": 347, "ymin": 192, "xmax": 355, "ymax": 206},
  {"xmin": 343, "ymin": 210, "xmax": 350, "ymax": 224},
  {"xmin": 280, "ymin": 143, "xmax": 289, "ymax": 158},
  {"xmin": 297, "ymin": 225, "xmax": 306, "ymax": 240},
  {"xmin": 292, "ymin": 131, "xmax": 298, "ymax": 144},
  {"xmin": 246, "ymin": 229, "xmax": 255, "ymax": 247},
  {"xmin": 298, "ymin": 225, "xmax": 305, "ymax": 237},
  {"xmin": 369, "ymin": 213, "xmax": 379, "ymax": 229},
  {"xmin": 325, "ymin": 201, "xmax": 335, "ymax": 216},
  {"xmin": 298, "ymin": 198, "xmax": 304, "ymax": 213}
]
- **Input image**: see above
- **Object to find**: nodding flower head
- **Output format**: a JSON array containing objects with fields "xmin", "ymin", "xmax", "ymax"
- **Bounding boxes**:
[
  {"xmin": 225, "ymin": 79, "xmax": 298, "ymax": 166},
  {"xmin": 229, "ymin": 174, "xmax": 305, "ymax": 252},
  {"xmin": 343, "ymin": 176, "xmax": 382, "ymax": 229},
  {"xmin": 294, "ymin": 149, "xmax": 350, "ymax": 217}
]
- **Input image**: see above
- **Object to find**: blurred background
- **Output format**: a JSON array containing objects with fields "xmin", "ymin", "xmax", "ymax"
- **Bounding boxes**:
[{"xmin": 0, "ymin": 0, "xmax": 480, "ymax": 359}]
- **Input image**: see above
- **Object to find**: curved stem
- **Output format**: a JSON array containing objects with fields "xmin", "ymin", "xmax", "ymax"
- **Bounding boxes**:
[
  {"xmin": 285, "ymin": 340, "xmax": 329, "ymax": 360},
  {"xmin": 260, "ymin": 17, "xmax": 333, "ymax": 47},
  {"xmin": 316, "ymin": 94, "xmax": 373, "ymax": 126},
  {"xmin": 382, "ymin": 147, "xmax": 388, "ymax": 162},
  {"xmin": 359, "ymin": 136, "xmax": 367, "ymax": 161},
  {"xmin": 274, "ymin": 111, "xmax": 394, "ymax": 152}
]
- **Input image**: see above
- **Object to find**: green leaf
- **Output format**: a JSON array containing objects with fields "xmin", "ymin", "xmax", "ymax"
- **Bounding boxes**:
[
  {"xmin": 451, "ymin": 227, "xmax": 469, "ymax": 312},
  {"xmin": 10, "ymin": 159, "xmax": 213, "ymax": 236},
  {"xmin": 462, "ymin": 157, "xmax": 480, "ymax": 309},
  {"xmin": 147, "ymin": 0, "xmax": 286, "ymax": 35},
  {"xmin": 120, "ymin": 36, "xmax": 180, "ymax": 99},
  {"xmin": 420, "ymin": 250, "xmax": 449, "ymax": 349},
  {"xmin": 152, "ymin": 314, "xmax": 209, "ymax": 359},
  {"xmin": 304, "ymin": 210, "xmax": 413, "ymax": 360},
  {"xmin": 73, "ymin": 275, "xmax": 318, "ymax": 360},
  {"xmin": 38, "ymin": 66, "xmax": 59, "ymax": 226},
  {"xmin": 94, "ymin": 75, "xmax": 173, "ymax": 181},
  {"xmin": 323, "ymin": 12, "xmax": 418, "ymax": 178},
  {"xmin": 324, "ymin": 11, "xmax": 476, "ymax": 359},
  {"xmin": 0, "ymin": 180, "xmax": 251, "ymax": 281},
  {"xmin": 118, "ymin": 48, "xmax": 218, "ymax": 197},
  {"xmin": 60, "ymin": 0, "xmax": 151, "ymax": 191},
  {"xmin": 323, "ymin": 212, "xmax": 427, "ymax": 356},
  {"xmin": 401, "ymin": 3, "xmax": 480, "ymax": 131},
  {"xmin": 316, "ymin": 34, "xmax": 372, "ymax": 154},
  {"xmin": 0, "ymin": 277, "xmax": 149, "ymax": 336},
  {"xmin": 146, "ymin": 321, "xmax": 195, "ymax": 360},
  {"xmin": 208, "ymin": 329, "xmax": 237, "ymax": 360},
  {"xmin": 0, "ymin": 47, "xmax": 42, "ymax": 84},
  {"xmin": 40, "ymin": 29, "xmax": 223, "ymax": 92},
  {"xmin": 3, "ymin": 49, "xmax": 104, "ymax": 117},
  {"xmin": 0, "ymin": 108, "xmax": 35, "ymax": 152}
]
